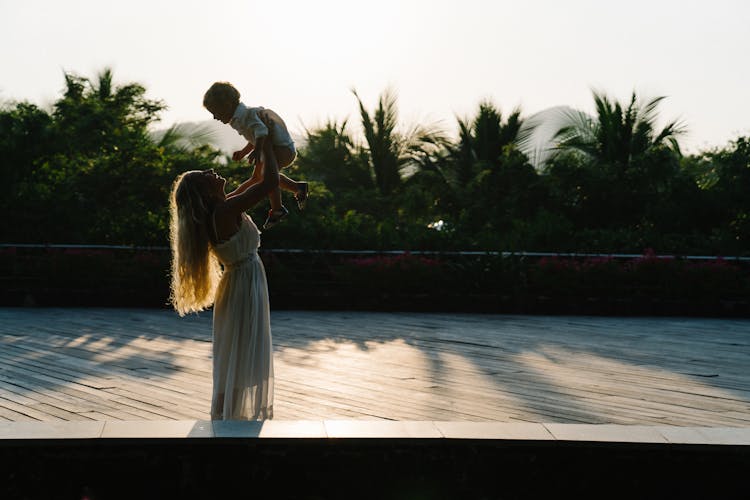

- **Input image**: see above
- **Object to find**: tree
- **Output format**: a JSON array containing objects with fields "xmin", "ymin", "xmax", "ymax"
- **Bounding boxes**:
[
  {"xmin": 52, "ymin": 68, "xmax": 165, "ymax": 154},
  {"xmin": 352, "ymin": 88, "xmax": 444, "ymax": 196},
  {"xmin": 449, "ymin": 101, "xmax": 529, "ymax": 186},
  {"xmin": 426, "ymin": 101, "xmax": 546, "ymax": 246},
  {"xmin": 1, "ymin": 68, "xmax": 219, "ymax": 244},
  {"xmin": 684, "ymin": 136, "xmax": 750, "ymax": 252},
  {"xmin": 0, "ymin": 103, "xmax": 53, "ymax": 215},
  {"xmin": 293, "ymin": 119, "xmax": 372, "ymax": 195},
  {"xmin": 471, "ymin": 101, "xmax": 525, "ymax": 166},
  {"xmin": 545, "ymin": 90, "xmax": 686, "ymax": 230},
  {"xmin": 551, "ymin": 90, "xmax": 685, "ymax": 175}
]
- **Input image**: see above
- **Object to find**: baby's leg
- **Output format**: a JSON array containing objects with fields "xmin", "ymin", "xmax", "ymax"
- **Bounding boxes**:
[
  {"xmin": 257, "ymin": 158, "xmax": 283, "ymax": 212},
  {"xmin": 269, "ymin": 173, "xmax": 300, "ymax": 213},
  {"xmin": 273, "ymin": 145, "xmax": 296, "ymax": 169},
  {"xmin": 259, "ymin": 143, "xmax": 288, "ymax": 229},
  {"xmin": 269, "ymin": 186, "xmax": 283, "ymax": 212},
  {"xmin": 273, "ymin": 145, "xmax": 304, "ymax": 194},
  {"xmin": 263, "ymin": 145, "xmax": 304, "ymax": 219}
]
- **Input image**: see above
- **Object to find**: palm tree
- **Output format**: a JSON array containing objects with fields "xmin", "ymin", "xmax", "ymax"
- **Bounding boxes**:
[
  {"xmin": 472, "ymin": 101, "xmax": 525, "ymax": 164},
  {"xmin": 294, "ymin": 119, "xmax": 373, "ymax": 193},
  {"xmin": 541, "ymin": 90, "xmax": 687, "ymax": 230},
  {"xmin": 550, "ymin": 90, "xmax": 685, "ymax": 175},
  {"xmin": 449, "ymin": 100, "xmax": 531, "ymax": 186},
  {"xmin": 352, "ymin": 88, "xmax": 445, "ymax": 195}
]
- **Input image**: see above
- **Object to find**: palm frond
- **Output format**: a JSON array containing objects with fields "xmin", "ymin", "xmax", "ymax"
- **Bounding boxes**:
[
  {"xmin": 640, "ymin": 95, "xmax": 668, "ymax": 123},
  {"xmin": 548, "ymin": 89, "xmax": 685, "ymax": 171},
  {"xmin": 352, "ymin": 87, "xmax": 403, "ymax": 194},
  {"xmin": 154, "ymin": 122, "xmax": 217, "ymax": 152},
  {"xmin": 550, "ymin": 106, "xmax": 597, "ymax": 146},
  {"xmin": 61, "ymin": 72, "xmax": 86, "ymax": 102},
  {"xmin": 499, "ymin": 107, "xmax": 524, "ymax": 147},
  {"xmin": 515, "ymin": 111, "xmax": 549, "ymax": 168},
  {"xmin": 95, "ymin": 68, "xmax": 114, "ymax": 100}
]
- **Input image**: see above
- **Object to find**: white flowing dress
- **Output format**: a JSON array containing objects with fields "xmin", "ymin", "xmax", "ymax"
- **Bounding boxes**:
[{"xmin": 210, "ymin": 213, "xmax": 274, "ymax": 420}]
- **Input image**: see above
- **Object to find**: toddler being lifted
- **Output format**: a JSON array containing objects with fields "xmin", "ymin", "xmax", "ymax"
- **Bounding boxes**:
[{"xmin": 203, "ymin": 81, "xmax": 308, "ymax": 229}]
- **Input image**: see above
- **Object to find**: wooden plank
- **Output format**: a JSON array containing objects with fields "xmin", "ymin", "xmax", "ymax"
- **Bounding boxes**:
[
  {"xmin": 0, "ymin": 348, "xmax": 211, "ymax": 408},
  {"xmin": 104, "ymin": 387, "xmax": 208, "ymax": 416},
  {"xmin": 0, "ymin": 405, "xmax": 42, "ymax": 421},
  {"xmin": 0, "ymin": 309, "xmax": 748, "ymax": 425},
  {"xmin": 0, "ymin": 343, "xmax": 214, "ymax": 396},
  {"xmin": 107, "ymin": 396, "xmax": 207, "ymax": 420},
  {"xmin": 273, "ymin": 346, "xmax": 747, "ymax": 424},
  {"xmin": 0, "ymin": 395, "xmax": 64, "ymax": 421},
  {"xmin": 278, "ymin": 330, "xmax": 750, "ymax": 404}
]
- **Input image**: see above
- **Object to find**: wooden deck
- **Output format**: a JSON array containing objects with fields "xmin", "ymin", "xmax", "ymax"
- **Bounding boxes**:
[{"xmin": 0, "ymin": 308, "xmax": 748, "ymax": 426}]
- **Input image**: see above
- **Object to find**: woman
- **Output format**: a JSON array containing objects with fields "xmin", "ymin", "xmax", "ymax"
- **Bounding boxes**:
[{"xmin": 168, "ymin": 139, "xmax": 279, "ymax": 420}]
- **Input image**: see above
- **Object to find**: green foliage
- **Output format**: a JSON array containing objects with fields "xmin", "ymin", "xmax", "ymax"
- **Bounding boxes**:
[
  {"xmin": 352, "ymin": 88, "xmax": 446, "ymax": 196},
  {"xmin": 0, "ymin": 70, "xmax": 748, "ymax": 257},
  {"xmin": 0, "ymin": 68, "xmax": 219, "ymax": 244},
  {"xmin": 683, "ymin": 137, "xmax": 750, "ymax": 253},
  {"xmin": 553, "ymin": 91, "xmax": 685, "ymax": 170}
]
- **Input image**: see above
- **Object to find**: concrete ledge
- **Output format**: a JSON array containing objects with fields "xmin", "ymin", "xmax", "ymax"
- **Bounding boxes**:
[
  {"xmin": 1, "ymin": 420, "xmax": 749, "ymax": 445},
  {"xmin": 2, "ymin": 421, "xmax": 748, "ymax": 499}
]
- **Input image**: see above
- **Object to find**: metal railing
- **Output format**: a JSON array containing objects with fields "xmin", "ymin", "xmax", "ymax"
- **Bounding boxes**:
[{"xmin": 1, "ymin": 243, "xmax": 749, "ymax": 261}]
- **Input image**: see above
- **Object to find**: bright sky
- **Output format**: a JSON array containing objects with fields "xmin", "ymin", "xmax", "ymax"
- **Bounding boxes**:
[{"xmin": 1, "ymin": 0, "xmax": 748, "ymax": 152}]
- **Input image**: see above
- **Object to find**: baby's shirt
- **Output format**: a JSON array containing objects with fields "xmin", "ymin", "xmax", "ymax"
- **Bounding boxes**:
[
  {"xmin": 229, "ymin": 102, "xmax": 269, "ymax": 146},
  {"xmin": 229, "ymin": 102, "xmax": 295, "ymax": 149}
]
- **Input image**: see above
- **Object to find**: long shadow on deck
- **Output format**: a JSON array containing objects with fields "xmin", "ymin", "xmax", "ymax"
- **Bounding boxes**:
[
  {"xmin": 1, "ymin": 308, "xmax": 749, "ymax": 424},
  {"xmin": 270, "ymin": 311, "xmax": 750, "ymax": 424},
  {"xmin": 0, "ymin": 308, "xmax": 210, "ymax": 419}
]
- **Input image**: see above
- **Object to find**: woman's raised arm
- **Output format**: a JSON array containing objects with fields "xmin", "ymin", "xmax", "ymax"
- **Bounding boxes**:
[{"xmin": 220, "ymin": 140, "xmax": 279, "ymax": 217}]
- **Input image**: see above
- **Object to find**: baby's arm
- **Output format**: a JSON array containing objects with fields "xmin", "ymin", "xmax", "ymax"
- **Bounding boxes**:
[{"xmin": 232, "ymin": 142, "xmax": 255, "ymax": 162}]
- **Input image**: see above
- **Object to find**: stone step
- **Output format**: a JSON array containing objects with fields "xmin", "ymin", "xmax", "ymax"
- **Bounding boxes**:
[{"xmin": 1, "ymin": 419, "xmax": 749, "ymax": 445}]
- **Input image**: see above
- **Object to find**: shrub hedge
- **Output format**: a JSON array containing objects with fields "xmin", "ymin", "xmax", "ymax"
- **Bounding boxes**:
[{"xmin": 1, "ymin": 247, "xmax": 748, "ymax": 316}]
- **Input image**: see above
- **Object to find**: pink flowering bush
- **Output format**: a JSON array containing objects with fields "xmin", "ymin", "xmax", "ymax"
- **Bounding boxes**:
[
  {"xmin": 532, "ymin": 255, "xmax": 625, "ymax": 297},
  {"xmin": 346, "ymin": 252, "xmax": 441, "ymax": 271},
  {"xmin": 336, "ymin": 252, "xmax": 446, "ymax": 294},
  {"xmin": 529, "ymin": 249, "xmax": 745, "ymax": 300}
]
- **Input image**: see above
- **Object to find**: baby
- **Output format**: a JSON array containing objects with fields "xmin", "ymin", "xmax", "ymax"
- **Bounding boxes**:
[{"xmin": 203, "ymin": 81, "xmax": 308, "ymax": 229}]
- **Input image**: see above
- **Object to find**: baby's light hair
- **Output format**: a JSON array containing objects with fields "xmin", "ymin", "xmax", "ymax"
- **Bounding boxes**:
[{"xmin": 203, "ymin": 82, "xmax": 240, "ymax": 110}]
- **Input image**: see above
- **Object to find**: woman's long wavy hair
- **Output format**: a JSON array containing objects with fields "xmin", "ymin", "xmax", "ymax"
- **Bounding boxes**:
[{"xmin": 169, "ymin": 171, "xmax": 222, "ymax": 316}]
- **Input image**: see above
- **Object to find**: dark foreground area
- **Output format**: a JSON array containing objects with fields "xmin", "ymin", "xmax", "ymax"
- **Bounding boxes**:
[{"xmin": 2, "ymin": 438, "xmax": 747, "ymax": 499}]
